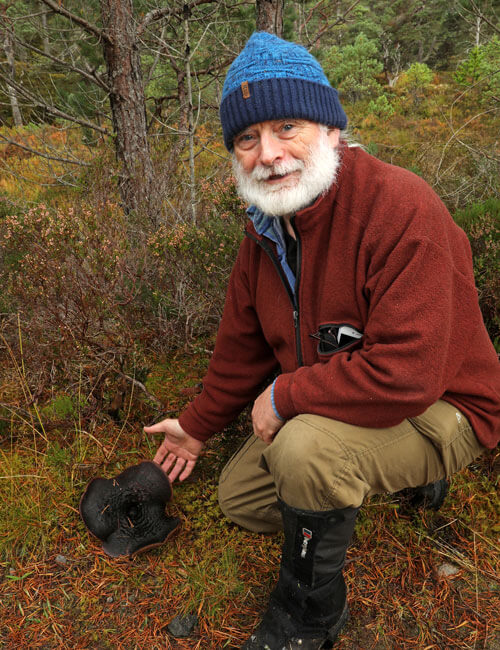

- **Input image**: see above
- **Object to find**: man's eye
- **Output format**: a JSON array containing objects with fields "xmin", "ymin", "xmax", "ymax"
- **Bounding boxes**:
[
  {"xmin": 236, "ymin": 133, "xmax": 254, "ymax": 144},
  {"xmin": 278, "ymin": 123, "xmax": 297, "ymax": 137}
]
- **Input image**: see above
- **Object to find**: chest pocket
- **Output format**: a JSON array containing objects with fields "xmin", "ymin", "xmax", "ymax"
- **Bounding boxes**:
[{"xmin": 310, "ymin": 323, "xmax": 363, "ymax": 357}]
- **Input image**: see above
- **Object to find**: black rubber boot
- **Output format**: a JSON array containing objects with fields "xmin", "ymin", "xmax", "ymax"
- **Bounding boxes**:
[
  {"xmin": 241, "ymin": 499, "xmax": 359, "ymax": 650},
  {"xmin": 396, "ymin": 479, "xmax": 449, "ymax": 512}
]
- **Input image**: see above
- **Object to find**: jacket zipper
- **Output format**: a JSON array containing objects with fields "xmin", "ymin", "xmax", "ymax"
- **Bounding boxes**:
[
  {"xmin": 293, "ymin": 226, "xmax": 303, "ymax": 367},
  {"xmin": 246, "ymin": 231, "xmax": 304, "ymax": 367}
]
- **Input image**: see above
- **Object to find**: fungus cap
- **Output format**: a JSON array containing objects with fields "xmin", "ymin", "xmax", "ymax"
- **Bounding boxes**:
[{"xmin": 79, "ymin": 461, "xmax": 180, "ymax": 557}]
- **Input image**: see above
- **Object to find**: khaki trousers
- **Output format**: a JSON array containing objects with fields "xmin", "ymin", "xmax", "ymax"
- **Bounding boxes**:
[{"xmin": 218, "ymin": 400, "xmax": 485, "ymax": 532}]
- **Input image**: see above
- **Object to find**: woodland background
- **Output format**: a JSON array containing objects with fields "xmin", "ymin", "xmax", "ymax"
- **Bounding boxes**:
[{"xmin": 0, "ymin": 1, "xmax": 499, "ymax": 648}]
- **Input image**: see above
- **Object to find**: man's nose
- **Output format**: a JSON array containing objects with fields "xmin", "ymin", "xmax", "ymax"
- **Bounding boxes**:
[{"xmin": 258, "ymin": 130, "xmax": 284, "ymax": 167}]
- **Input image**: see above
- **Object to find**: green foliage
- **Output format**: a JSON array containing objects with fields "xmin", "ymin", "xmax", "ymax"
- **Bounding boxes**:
[
  {"xmin": 320, "ymin": 0, "xmax": 474, "ymax": 78},
  {"xmin": 41, "ymin": 395, "xmax": 76, "ymax": 421},
  {"xmin": 454, "ymin": 45, "xmax": 486, "ymax": 85},
  {"xmin": 395, "ymin": 62, "xmax": 435, "ymax": 110},
  {"xmin": 0, "ymin": 451, "xmax": 60, "ymax": 560},
  {"xmin": 454, "ymin": 37, "xmax": 500, "ymax": 104},
  {"xmin": 399, "ymin": 62, "xmax": 434, "ymax": 92},
  {"xmin": 45, "ymin": 441, "xmax": 73, "ymax": 469},
  {"xmin": 322, "ymin": 33, "xmax": 384, "ymax": 102},
  {"xmin": 367, "ymin": 94, "xmax": 395, "ymax": 119},
  {"xmin": 454, "ymin": 197, "xmax": 500, "ymax": 231}
]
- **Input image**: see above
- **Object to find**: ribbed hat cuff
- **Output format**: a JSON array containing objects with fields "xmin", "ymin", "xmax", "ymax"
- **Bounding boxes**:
[{"xmin": 220, "ymin": 77, "xmax": 347, "ymax": 150}]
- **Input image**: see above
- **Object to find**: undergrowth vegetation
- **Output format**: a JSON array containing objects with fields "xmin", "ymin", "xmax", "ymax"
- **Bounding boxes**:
[{"xmin": 0, "ymin": 60, "xmax": 499, "ymax": 649}]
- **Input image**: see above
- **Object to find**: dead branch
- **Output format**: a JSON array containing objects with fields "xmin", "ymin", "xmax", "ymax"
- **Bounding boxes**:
[
  {"xmin": 137, "ymin": 7, "xmax": 174, "ymax": 36},
  {"xmin": 0, "ymin": 134, "xmax": 90, "ymax": 167},
  {"xmin": 0, "ymin": 72, "xmax": 109, "ymax": 135},
  {"xmin": 138, "ymin": 0, "xmax": 221, "ymax": 34},
  {"xmin": 0, "ymin": 402, "xmax": 32, "ymax": 420},
  {"xmin": 38, "ymin": 0, "xmax": 111, "ymax": 44},
  {"xmin": 11, "ymin": 32, "xmax": 110, "ymax": 93},
  {"xmin": 467, "ymin": 0, "xmax": 500, "ymax": 37},
  {"xmin": 305, "ymin": 0, "xmax": 363, "ymax": 49},
  {"xmin": 435, "ymin": 107, "xmax": 500, "ymax": 182},
  {"xmin": 116, "ymin": 372, "xmax": 164, "ymax": 410}
]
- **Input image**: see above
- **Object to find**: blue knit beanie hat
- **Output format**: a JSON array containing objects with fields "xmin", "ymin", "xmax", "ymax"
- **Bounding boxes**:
[{"xmin": 219, "ymin": 32, "xmax": 347, "ymax": 150}]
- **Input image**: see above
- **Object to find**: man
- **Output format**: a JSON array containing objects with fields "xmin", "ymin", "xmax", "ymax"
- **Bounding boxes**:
[{"xmin": 145, "ymin": 32, "xmax": 500, "ymax": 649}]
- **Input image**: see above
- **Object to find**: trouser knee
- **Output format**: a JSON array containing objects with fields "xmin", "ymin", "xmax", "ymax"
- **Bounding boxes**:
[
  {"xmin": 262, "ymin": 415, "xmax": 357, "ymax": 511},
  {"xmin": 263, "ymin": 405, "xmax": 485, "ymax": 512},
  {"xmin": 218, "ymin": 402, "xmax": 485, "ymax": 527},
  {"xmin": 218, "ymin": 435, "xmax": 282, "ymax": 533}
]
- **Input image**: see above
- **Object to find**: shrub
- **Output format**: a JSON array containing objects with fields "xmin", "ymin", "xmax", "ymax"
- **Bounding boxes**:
[
  {"xmin": 0, "ymin": 201, "xmax": 153, "ymax": 393},
  {"xmin": 148, "ymin": 175, "xmax": 246, "ymax": 341},
  {"xmin": 0, "ymin": 174, "xmax": 246, "ymax": 404},
  {"xmin": 395, "ymin": 62, "xmax": 434, "ymax": 108},
  {"xmin": 401, "ymin": 62, "xmax": 434, "ymax": 90},
  {"xmin": 454, "ymin": 37, "xmax": 500, "ymax": 104},
  {"xmin": 454, "ymin": 198, "xmax": 500, "ymax": 349},
  {"xmin": 366, "ymin": 94, "xmax": 395, "ymax": 120},
  {"xmin": 322, "ymin": 33, "xmax": 384, "ymax": 103}
]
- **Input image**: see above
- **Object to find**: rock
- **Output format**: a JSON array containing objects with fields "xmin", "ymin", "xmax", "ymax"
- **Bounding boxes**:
[
  {"xmin": 55, "ymin": 554, "xmax": 68, "ymax": 567},
  {"xmin": 167, "ymin": 613, "xmax": 198, "ymax": 638},
  {"xmin": 106, "ymin": 596, "xmax": 114, "ymax": 604},
  {"xmin": 437, "ymin": 562, "xmax": 460, "ymax": 578}
]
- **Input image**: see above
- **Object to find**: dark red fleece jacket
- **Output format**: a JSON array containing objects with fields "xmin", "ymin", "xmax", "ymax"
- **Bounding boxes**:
[{"xmin": 179, "ymin": 145, "xmax": 500, "ymax": 449}]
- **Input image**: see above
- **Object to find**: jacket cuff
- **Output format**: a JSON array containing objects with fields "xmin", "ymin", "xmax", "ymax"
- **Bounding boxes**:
[
  {"xmin": 271, "ymin": 378, "xmax": 285, "ymax": 420},
  {"xmin": 178, "ymin": 410, "xmax": 214, "ymax": 443},
  {"xmin": 273, "ymin": 373, "xmax": 297, "ymax": 421}
]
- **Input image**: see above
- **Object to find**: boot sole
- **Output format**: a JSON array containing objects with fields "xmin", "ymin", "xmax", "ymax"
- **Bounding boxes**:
[{"xmin": 322, "ymin": 602, "xmax": 349, "ymax": 648}]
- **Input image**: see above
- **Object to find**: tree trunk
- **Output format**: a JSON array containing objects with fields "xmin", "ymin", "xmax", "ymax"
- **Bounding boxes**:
[
  {"xmin": 100, "ymin": 0, "xmax": 157, "ymax": 223},
  {"xmin": 2, "ymin": 24, "xmax": 23, "ymax": 126},
  {"xmin": 474, "ymin": 14, "xmax": 482, "ymax": 46},
  {"xmin": 39, "ymin": 1, "xmax": 50, "ymax": 56},
  {"xmin": 184, "ymin": 4, "xmax": 196, "ymax": 223},
  {"xmin": 256, "ymin": 0, "xmax": 284, "ymax": 37}
]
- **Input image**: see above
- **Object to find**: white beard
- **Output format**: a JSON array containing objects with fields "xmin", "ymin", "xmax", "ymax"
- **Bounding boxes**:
[{"xmin": 232, "ymin": 130, "xmax": 340, "ymax": 217}]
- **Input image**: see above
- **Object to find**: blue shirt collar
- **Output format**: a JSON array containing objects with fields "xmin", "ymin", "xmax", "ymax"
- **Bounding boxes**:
[{"xmin": 247, "ymin": 205, "xmax": 296, "ymax": 292}]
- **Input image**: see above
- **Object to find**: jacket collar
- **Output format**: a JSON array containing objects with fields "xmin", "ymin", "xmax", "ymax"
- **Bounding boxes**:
[
  {"xmin": 292, "ymin": 141, "xmax": 353, "ymax": 233},
  {"xmin": 246, "ymin": 205, "xmax": 296, "ymax": 289}
]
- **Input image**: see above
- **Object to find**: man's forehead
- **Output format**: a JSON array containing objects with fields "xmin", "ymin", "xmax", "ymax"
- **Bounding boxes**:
[{"xmin": 238, "ymin": 118, "xmax": 318, "ymax": 133}]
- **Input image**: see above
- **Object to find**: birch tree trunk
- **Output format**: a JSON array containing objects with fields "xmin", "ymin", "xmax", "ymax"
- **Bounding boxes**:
[
  {"xmin": 256, "ymin": 0, "xmax": 284, "ymax": 37},
  {"xmin": 184, "ymin": 4, "xmax": 196, "ymax": 223},
  {"xmin": 100, "ymin": 0, "xmax": 157, "ymax": 223},
  {"xmin": 2, "ymin": 23, "xmax": 23, "ymax": 126},
  {"xmin": 474, "ymin": 15, "xmax": 482, "ymax": 46},
  {"xmin": 39, "ymin": 1, "xmax": 50, "ymax": 56}
]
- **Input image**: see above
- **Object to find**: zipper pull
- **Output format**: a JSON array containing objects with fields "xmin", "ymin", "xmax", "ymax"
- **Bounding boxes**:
[{"xmin": 293, "ymin": 310, "xmax": 299, "ymax": 329}]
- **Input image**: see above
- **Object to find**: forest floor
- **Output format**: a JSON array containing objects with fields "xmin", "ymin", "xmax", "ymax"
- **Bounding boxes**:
[{"xmin": 0, "ymin": 350, "xmax": 499, "ymax": 649}]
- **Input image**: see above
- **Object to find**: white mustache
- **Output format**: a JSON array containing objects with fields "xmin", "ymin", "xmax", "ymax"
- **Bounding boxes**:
[
  {"xmin": 251, "ymin": 160, "xmax": 305, "ymax": 181},
  {"xmin": 232, "ymin": 130, "xmax": 340, "ymax": 217}
]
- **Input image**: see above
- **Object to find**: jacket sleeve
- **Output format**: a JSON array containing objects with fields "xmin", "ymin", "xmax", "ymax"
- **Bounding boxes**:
[
  {"xmin": 273, "ymin": 197, "xmax": 485, "ymax": 428},
  {"xmin": 179, "ymin": 241, "xmax": 279, "ymax": 441}
]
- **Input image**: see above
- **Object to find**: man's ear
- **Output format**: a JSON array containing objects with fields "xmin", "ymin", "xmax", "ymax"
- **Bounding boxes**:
[{"xmin": 326, "ymin": 127, "xmax": 340, "ymax": 148}]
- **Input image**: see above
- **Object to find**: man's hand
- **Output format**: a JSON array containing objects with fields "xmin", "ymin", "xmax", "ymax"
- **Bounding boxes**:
[
  {"xmin": 252, "ymin": 383, "xmax": 285, "ymax": 445},
  {"xmin": 145, "ymin": 419, "xmax": 205, "ymax": 482}
]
